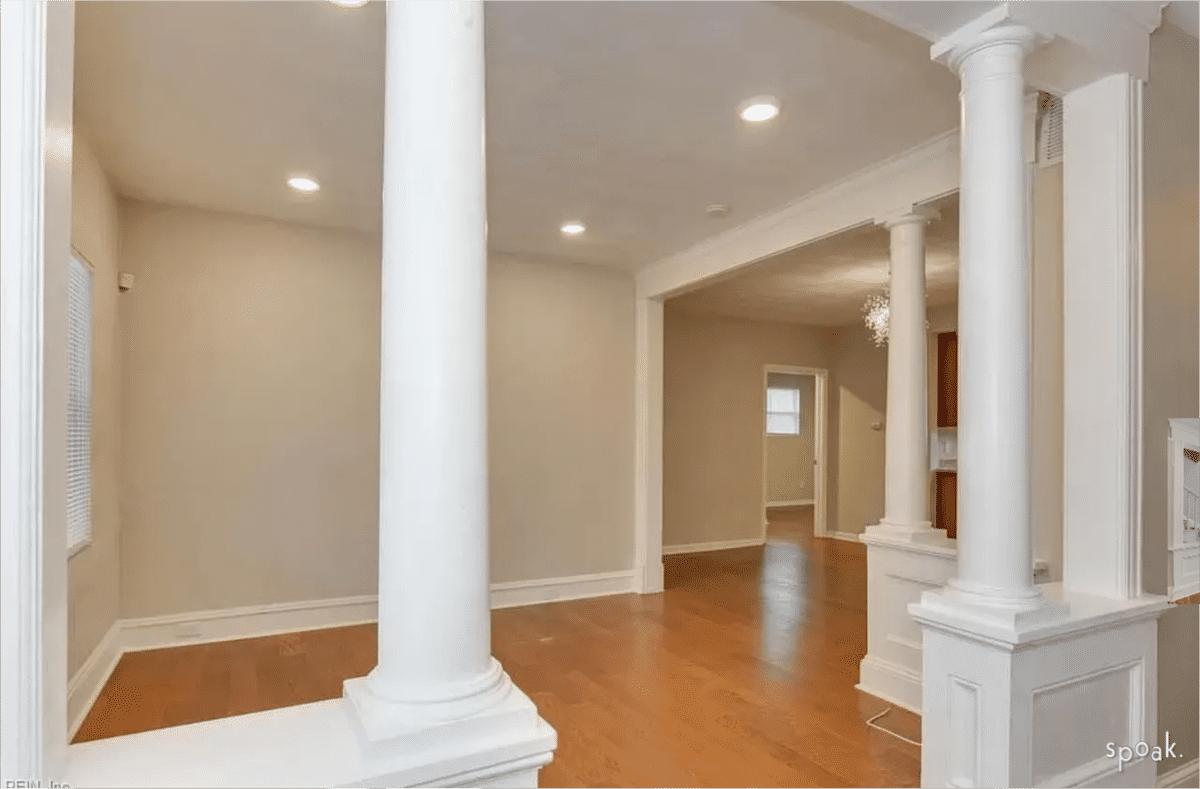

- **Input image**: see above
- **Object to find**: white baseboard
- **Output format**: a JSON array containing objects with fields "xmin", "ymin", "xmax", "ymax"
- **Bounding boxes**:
[
  {"xmin": 826, "ymin": 531, "xmax": 862, "ymax": 542},
  {"xmin": 663, "ymin": 537, "xmax": 766, "ymax": 555},
  {"xmin": 68, "ymin": 621, "xmax": 123, "ymax": 738},
  {"xmin": 71, "ymin": 570, "xmax": 641, "ymax": 730},
  {"xmin": 121, "ymin": 594, "xmax": 380, "ymax": 652},
  {"xmin": 1168, "ymin": 581, "xmax": 1199, "ymax": 602},
  {"xmin": 857, "ymin": 654, "xmax": 923, "ymax": 715},
  {"xmin": 113, "ymin": 571, "xmax": 640, "ymax": 654},
  {"xmin": 490, "ymin": 570, "xmax": 636, "ymax": 609},
  {"xmin": 765, "ymin": 499, "xmax": 814, "ymax": 508},
  {"xmin": 1158, "ymin": 759, "xmax": 1200, "ymax": 788}
]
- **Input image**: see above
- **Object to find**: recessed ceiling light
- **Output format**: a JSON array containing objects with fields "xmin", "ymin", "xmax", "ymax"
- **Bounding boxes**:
[
  {"xmin": 288, "ymin": 176, "xmax": 320, "ymax": 193},
  {"xmin": 705, "ymin": 204, "xmax": 731, "ymax": 217},
  {"xmin": 329, "ymin": 0, "xmax": 369, "ymax": 7},
  {"xmin": 739, "ymin": 96, "xmax": 780, "ymax": 123},
  {"xmin": 560, "ymin": 222, "xmax": 585, "ymax": 235}
]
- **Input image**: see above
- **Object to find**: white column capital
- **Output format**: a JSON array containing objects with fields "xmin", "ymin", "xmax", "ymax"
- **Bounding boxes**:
[
  {"xmin": 931, "ymin": 9, "xmax": 1048, "ymax": 75},
  {"xmin": 876, "ymin": 206, "xmax": 940, "ymax": 230}
]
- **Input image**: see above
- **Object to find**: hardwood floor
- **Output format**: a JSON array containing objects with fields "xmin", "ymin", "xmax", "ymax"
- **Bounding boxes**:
[
  {"xmin": 75, "ymin": 505, "xmax": 921, "ymax": 787},
  {"xmin": 1173, "ymin": 593, "xmax": 1199, "ymax": 604}
]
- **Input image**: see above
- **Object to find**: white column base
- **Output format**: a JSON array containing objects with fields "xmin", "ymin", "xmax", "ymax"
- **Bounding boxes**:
[
  {"xmin": 858, "ymin": 533, "xmax": 958, "ymax": 713},
  {"xmin": 865, "ymin": 520, "xmax": 947, "ymax": 545},
  {"xmin": 910, "ymin": 584, "xmax": 1168, "ymax": 788},
  {"xmin": 342, "ymin": 668, "xmax": 553, "ymax": 785}
]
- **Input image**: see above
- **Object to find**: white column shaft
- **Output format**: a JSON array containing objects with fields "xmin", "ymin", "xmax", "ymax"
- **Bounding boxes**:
[
  {"xmin": 882, "ymin": 217, "xmax": 932, "ymax": 530},
  {"xmin": 952, "ymin": 31, "xmax": 1041, "ymax": 604},
  {"xmin": 372, "ymin": 0, "xmax": 494, "ymax": 702}
]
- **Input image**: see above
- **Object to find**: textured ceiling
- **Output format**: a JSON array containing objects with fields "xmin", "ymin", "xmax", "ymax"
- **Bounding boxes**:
[
  {"xmin": 74, "ymin": 1, "xmax": 962, "ymax": 270},
  {"xmin": 668, "ymin": 193, "xmax": 959, "ymax": 326}
]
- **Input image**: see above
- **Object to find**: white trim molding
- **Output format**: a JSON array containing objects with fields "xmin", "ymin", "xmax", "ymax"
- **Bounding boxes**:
[
  {"xmin": 120, "ymin": 572, "xmax": 638, "ymax": 653},
  {"xmin": 67, "ymin": 622, "xmax": 122, "ymax": 740},
  {"xmin": 1157, "ymin": 759, "xmax": 1200, "ymax": 788},
  {"xmin": 67, "ymin": 570, "xmax": 639, "ymax": 737},
  {"xmin": 765, "ymin": 499, "xmax": 815, "ymax": 508},
  {"xmin": 1, "ymin": 1, "xmax": 75, "ymax": 782},
  {"xmin": 490, "ymin": 570, "xmax": 636, "ymax": 609},
  {"xmin": 663, "ymin": 538, "xmax": 766, "ymax": 556},
  {"xmin": 121, "ymin": 596, "xmax": 381, "ymax": 653},
  {"xmin": 633, "ymin": 296, "xmax": 665, "ymax": 594},
  {"xmin": 1061, "ymin": 72, "xmax": 1145, "ymax": 599}
]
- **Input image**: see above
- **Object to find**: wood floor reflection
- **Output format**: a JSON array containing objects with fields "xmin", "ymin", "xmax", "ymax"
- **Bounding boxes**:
[{"xmin": 75, "ymin": 505, "xmax": 921, "ymax": 787}]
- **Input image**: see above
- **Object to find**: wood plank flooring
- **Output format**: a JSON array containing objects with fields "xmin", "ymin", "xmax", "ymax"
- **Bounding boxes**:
[{"xmin": 75, "ymin": 506, "xmax": 921, "ymax": 787}]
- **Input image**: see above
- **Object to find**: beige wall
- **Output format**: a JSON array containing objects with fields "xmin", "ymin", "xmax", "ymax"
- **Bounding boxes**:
[
  {"xmin": 663, "ymin": 307, "xmax": 833, "ymax": 547},
  {"xmin": 117, "ymin": 202, "xmax": 637, "ymax": 618},
  {"xmin": 827, "ymin": 326, "xmax": 888, "ymax": 536},
  {"xmin": 1142, "ymin": 22, "xmax": 1200, "ymax": 775},
  {"xmin": 118, "ymin": 201, "xmax": 383, "ymax": 618},
  {"xmin": 765, "ymin": 374, "xmax": 816, "ymax": 504},
  {"xmin": 487, "ymin": 254, "xmax": 635, "ymax": 581},
  {"xmin": 67, "ymin": 132, "xmax": 123, "ymax": 676}
]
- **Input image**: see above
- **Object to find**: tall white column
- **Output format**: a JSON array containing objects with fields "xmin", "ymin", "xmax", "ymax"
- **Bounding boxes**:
[
  {"xmin": 909, "ymin": 12, "xmax": 1168, "ymax": 789},
  {"xmin": 940, "ymin": 25, "xmax": 1047, "ymax": 610},
  {"xmin": 349, "ymin": 0, "xmax": 509, "ymax": 728},
  {"xmin": 876, "ymin": 210, "xmax": 939, "ymax": 536}
]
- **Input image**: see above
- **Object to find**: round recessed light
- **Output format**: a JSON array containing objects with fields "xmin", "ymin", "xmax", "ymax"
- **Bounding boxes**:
[
  {"xmin": 705, "ymin": 203, "xmax": 731, "ymax": 217},
  {"xmin": 739, "ymin": 96, "xmax": 780, "ymax": 123},
  {"xmin": 560, "ymin": 222, "xmax": 585, "ymax": 235},
  {"xmin": 329, "ymin": 0, "xmax": 369, "ymax": 7},
  {"xmin": 287, "ymin": 176, "xmax": 320, "ymax": 193}
]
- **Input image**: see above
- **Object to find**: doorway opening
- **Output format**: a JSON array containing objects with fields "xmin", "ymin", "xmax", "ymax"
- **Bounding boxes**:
[{"xmin": 761, "ymin": 365, "xmax": 828, "ymax": 539}]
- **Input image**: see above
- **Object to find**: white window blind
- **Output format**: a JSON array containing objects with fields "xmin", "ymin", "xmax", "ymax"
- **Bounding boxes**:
[
  {"xmin": 766, "ymin": 375, "xmax": 802, "ymax": 436},
  {"xmin": 67, "ymin": 256, "xmax": 93, "ymax": 553}
]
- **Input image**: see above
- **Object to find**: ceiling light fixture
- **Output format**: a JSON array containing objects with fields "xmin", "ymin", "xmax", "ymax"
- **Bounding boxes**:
[
  {"xmin": 739, "ymin": 96, "xmax": 780, "ymax": 123},
  {"xmin": 288, "ymin": 176, "xmax": 320, "ymax": 193},
  {"xmin": 560, "ymin": 222, "xmax": 585, "ymax": 235},
  {"xmin": 861, "ymin": 278, "xmax": 931, "ymax": 347},
  {"xmin": 705, "ymin": 204, "xmax": 731, "ymax": 218},
  {"xmin": 329, "ymin": 0, "xmax": 369, "ymax": 7}
]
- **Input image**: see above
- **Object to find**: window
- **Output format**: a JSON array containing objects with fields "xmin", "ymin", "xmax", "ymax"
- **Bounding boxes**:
[
  {"xmin": 67, "ymin": 255, "xmax": 93, "ymax": 554},
  {"xmin": 766, "ymin": 375, "xmax": 802, "ymax": 436}
]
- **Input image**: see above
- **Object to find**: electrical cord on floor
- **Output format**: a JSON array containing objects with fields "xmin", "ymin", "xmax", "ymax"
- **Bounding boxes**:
[{"xmin": 865, "ymin": 706, "xmax": 922, "ymax": 747}]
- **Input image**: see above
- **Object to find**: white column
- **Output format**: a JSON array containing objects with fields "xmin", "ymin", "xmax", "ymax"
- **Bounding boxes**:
[
  {"xmin": 351, "ymin": 0, "xmax": 508, "ymax": 726},
  {"xmin": 939, "ymin": 25, "xmax": 1048, "ymax": 610},
  {"xmin": 876, "ymin": 210, "xmax": 939, "ymax": 536}
]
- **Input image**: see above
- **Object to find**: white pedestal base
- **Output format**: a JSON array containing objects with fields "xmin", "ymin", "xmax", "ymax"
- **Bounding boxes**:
[
  {"xmin": 858, "ymin": 529, "xmax": 957, "ymax": 712},
  {"xmin": 911, "ymin": 584, "xmax": 1168, "ymax": 788},
  {"xmin": 342, "ymin": 671, "xmax": 553, "ymax": 788}
]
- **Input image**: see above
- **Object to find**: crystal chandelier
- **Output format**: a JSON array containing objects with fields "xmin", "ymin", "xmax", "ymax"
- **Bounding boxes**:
[{"xmin": 862, "ymin": 289, "xmax": 890, "ymax": 347}]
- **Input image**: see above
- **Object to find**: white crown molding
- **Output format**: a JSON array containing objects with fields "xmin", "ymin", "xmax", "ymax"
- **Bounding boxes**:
[
  {"xmin": 1163, "ymin": 1, "xmax": 1200, "ymax": 38},
  {"xmin": 857, "ymin": 1, "xmax": 1163, "ymax": 93},
  {"xmin": 1104, "ymin": 1, "xmax": 1169, "ymax": 33}
]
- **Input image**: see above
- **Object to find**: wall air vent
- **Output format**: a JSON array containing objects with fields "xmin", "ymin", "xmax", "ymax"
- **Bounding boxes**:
[{"xmin": 1037, "ymin": 92, "xmax": 1063, "ymax": 168}]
